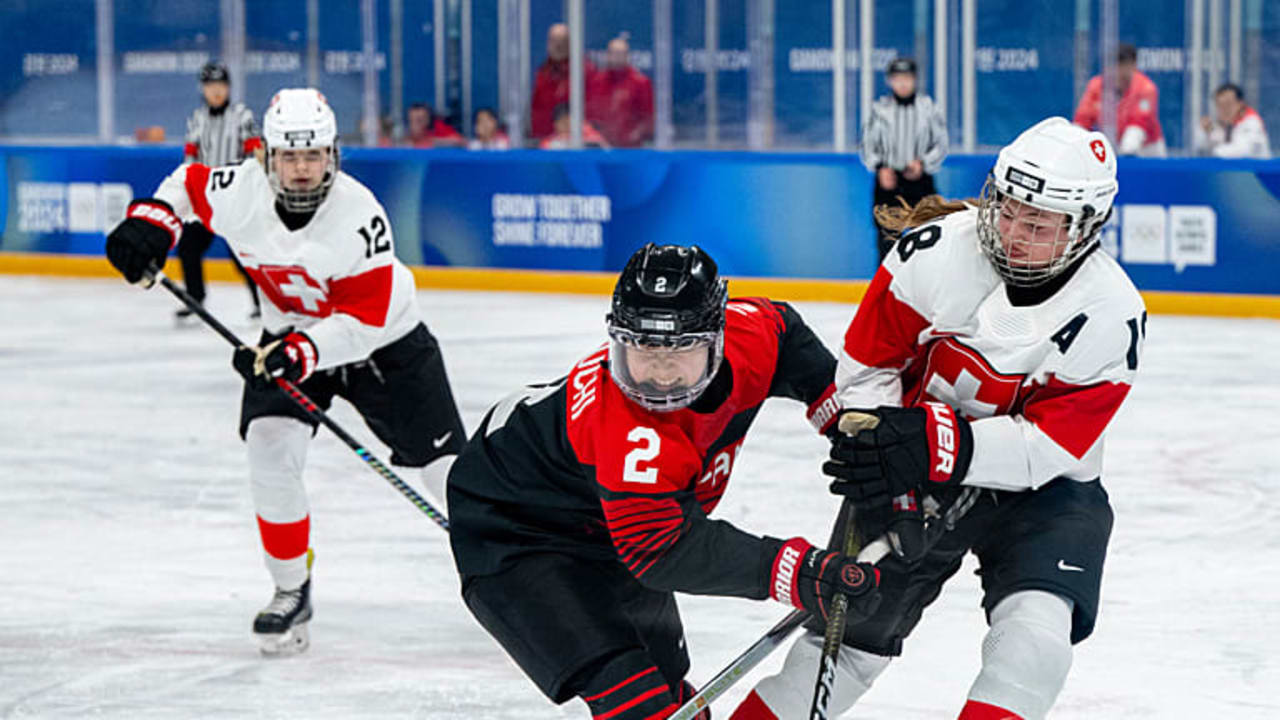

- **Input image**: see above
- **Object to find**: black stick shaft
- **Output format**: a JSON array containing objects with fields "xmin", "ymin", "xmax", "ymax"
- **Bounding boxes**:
[
  {"xmin": 156, "ymin": 273, "xmax": 450, "ymax": 531},
  {"xmin": 808, "ymin": 500, "xmax": 862, "ymax": 719}
]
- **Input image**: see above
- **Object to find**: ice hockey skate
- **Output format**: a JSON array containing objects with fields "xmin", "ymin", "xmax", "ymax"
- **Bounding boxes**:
[{"xmin": 253, "ymin": 577, "xmax": 312, "ymax": 657}]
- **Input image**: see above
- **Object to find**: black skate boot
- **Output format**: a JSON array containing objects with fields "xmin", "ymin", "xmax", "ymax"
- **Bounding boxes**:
[{"xmin": 253, "ymin": 577, "xmax": 312, "ymax": 656}]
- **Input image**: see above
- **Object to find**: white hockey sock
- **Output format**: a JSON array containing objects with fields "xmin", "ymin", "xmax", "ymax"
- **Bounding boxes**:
[
  {"xmin": 966, "ymin": 590, "xmax": 1074, "ymax": 720},
  {"xmin": 751, "ymin": 631, "xmax": 891, "ymax": 718},
  {"xmin": 246, "ymin": 416, "xmax": 313, "ymax": 590}
]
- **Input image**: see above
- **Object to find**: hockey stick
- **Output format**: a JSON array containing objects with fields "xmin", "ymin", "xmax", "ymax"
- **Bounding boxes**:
[
  {"xmin": 808, "ymin": 498, "xmax": 862, "ymax": 719},
  {"xmin": 152, "ymin": 271, "xmax": 450, "ymax": 532},
  {"xmin": 667, "ymin": 609, "xmax": 809, "ymax": 720},
  {"xmin": 666, "ymin": 536, "xmax": 892, "ymax": 720}
]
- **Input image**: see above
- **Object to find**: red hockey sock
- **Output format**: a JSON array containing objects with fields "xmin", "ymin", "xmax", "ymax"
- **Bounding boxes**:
[
  {"xmin": 728, "ymin": 690, "xmax": 779, "ymax": 720},
  {"xmin": 958, "ymin": 699, "xmax": 1025, "ymax": 719},
  {"xmin": 256, "ymin": 515, "xmax": 310, "ymax": 560}
]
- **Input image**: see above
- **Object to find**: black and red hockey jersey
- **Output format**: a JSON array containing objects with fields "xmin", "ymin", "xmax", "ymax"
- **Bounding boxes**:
[{"xmin": 448, "ymin": 297, "xmax": 839, "ymax": 599}]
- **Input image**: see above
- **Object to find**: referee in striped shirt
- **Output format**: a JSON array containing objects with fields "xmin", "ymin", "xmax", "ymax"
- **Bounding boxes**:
[
  {"xmin": 176, "ymin": 62, "xmax": 261, "ymax": 322},
  {"xmin": 861, "ymin": 57, "xmax": 948, "ymax": 258}
]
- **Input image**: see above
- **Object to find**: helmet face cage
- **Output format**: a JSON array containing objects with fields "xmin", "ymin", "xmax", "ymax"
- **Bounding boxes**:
[
  {"xmin": 607, "ymin": 326, "xmax": 724, "ymax": 412},
  {"xmin": 607, "ymin": 244, "xmax": 728, "ymax": 411},
  {"xmin": 267, "ymin": 143, "xmax": 340, "ymax": 213},
  {"xmin": 976, "ymin": 173, "xmax": 1104, "ymax": 287}
]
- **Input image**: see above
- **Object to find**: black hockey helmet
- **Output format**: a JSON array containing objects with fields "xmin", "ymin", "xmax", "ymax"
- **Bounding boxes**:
[
  {"xmin": 200, "ymin": 62, "xmax": 230, "ymax": 84},
  {"xmin": 607, "ymin": 243, "xmax": 728, "ymax": 412}
]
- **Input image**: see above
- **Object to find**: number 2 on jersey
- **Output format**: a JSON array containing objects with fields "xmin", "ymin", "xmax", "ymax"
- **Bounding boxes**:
[
  {"xmin": 210, "ymin": 169, "xmax": 235, "ymax": 191},
  {"xmin": 358, "ymin": 216, "xmax": 390, "ymax": 258},
  {"xmin": 623, "ymin": 427, "xmax": 661, "ymax": 484}
]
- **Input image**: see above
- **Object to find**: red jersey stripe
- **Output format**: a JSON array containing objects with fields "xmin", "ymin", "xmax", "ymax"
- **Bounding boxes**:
[
  {"xmin": 842, "ymin": 266, "xmax": 930, "ymax": 370},
  {"xmin": 603, "ymin": 501, "xmax": 683, "ymax": 522},
  {"xmin": 1022, "ymin": 377, "xmax": 1131, "ymax": 459},
  {"xmin": 611, "ymin": 518, "xmax": 683, "ymax": 542},
  {"xmin": 631, "ymin": 536, "xmax": 682, "ymax": 577},
  {"xmin": 328, "ymin": 265, "xmax": 394, "ymax": 327},
  {"xmin": 184, "ymin": 163, "xmax": 214, "ymax": 229}
]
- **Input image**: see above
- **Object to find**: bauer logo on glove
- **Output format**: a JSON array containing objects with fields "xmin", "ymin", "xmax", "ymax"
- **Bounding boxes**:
[{"xmin": 823, "ymin": 403, "xmax": 974, "ymax": 504}]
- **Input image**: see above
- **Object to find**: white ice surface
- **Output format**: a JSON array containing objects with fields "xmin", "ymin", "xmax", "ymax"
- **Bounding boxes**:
[{"xmin": 1, "ymin": 275, "xmax": 1278, "ymax": 719}]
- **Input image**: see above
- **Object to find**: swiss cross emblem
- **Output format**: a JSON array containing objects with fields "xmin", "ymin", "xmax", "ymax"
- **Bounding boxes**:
[
  {"xmin": 913, "ymin": 338, "xmax": 1026, "ymax": 419},
  {"xmin": 249, "ymin": 265, "xmax": 332, "ymax": 317},
  {"xmin": 1090, "ymin": 139, "xmax": 1107, "ymax": 163}
]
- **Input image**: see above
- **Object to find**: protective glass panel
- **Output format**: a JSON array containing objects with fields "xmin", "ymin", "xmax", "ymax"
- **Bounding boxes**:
[
  {"xmin": 0, "ymin": 0, "xmax": 99, "ymax": 139},
  {"xmin": 244, "ymin": 0, "xmax": 310, "ymax": 127},
  {"xmin": 974, "ymin": 0, "xmax": 1076, "ymax": 149},
  {"xmin": 773, "ymin": 1, "xmax": 839, "ymax": 148},
  {"xmin": 113, "ymin": 0, "xmax": 221, "ymax": 144}
]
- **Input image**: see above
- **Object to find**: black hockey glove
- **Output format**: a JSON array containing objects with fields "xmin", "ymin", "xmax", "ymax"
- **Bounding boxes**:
[
  {"xmin": 823, "ymin": 404, "xmax": 973, "ymax": 504},
  {"xmin": 233, "ymin": 332, "xmax": 318, "ymax": 391},
  {"xmin": 769, "ymin": 538, "xmax": 881, "ymax": 623},
  {"xmin": 105, "ymin": 199, "xmax": 182, "ymax": 285}
]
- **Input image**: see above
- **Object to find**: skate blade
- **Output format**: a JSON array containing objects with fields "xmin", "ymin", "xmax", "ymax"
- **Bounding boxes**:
[{"xmin": 256, "ymin": 622, "xmax": 310, "ymax": 657}]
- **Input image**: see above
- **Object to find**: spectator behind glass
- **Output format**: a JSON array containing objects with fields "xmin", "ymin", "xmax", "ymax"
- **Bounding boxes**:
[
  {"xmin": 531, "ymin": 23, "xmax": 598, "ymax": 139},
  {"xmin": 860, "ymin": 57, "xmax": 948, "ymax": 259},
  {"xmin": 405, "ymin": 103, "xmax": 465, "ymax": 148},
  {"xmin": 469, "ymin": 108, "xmax": 511, "ymax": 150},
  {"xmin": 1194, "ymin": 83, "xmax": 1271, "ymax": 159},
  {"xmin": 540, "ymin": 102, "xmax": 608, "ymax": 149},
  {"xmin": 1073, "ymin": 43, "xmax": 1166, "ymax": 157},
  {"xmin": 586, "ymin": 36, "xmax": 654, "ymax": 148}
]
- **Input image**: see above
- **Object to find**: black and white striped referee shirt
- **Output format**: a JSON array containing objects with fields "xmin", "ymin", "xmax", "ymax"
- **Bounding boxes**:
[
  {"xmin": 184, "ymin": 102, "xmax": 259, "ymax": 167},
  {"xmin": 860, "ymin": 94, "xmax": 948, "ymax": 174}
]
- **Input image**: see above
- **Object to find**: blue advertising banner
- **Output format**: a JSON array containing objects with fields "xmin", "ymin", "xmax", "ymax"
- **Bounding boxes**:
[{"xmin": 2, "ymin": 145, "xmax": 1277, "ymax": 297}]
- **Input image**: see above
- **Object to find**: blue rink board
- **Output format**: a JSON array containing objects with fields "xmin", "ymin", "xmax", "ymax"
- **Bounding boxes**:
[{"xmin": 1, "ymin": 145, "xmax": 1277, "ymax": 296}]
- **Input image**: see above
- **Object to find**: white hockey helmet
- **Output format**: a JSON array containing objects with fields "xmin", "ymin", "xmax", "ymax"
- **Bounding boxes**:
[
  {"xmin": 976, "ymin": 117, "xmax": 1118, "ymax": 286},
  {"xmin": 262, "ymin": 88, "xmax": 339, "ymax": 212}
]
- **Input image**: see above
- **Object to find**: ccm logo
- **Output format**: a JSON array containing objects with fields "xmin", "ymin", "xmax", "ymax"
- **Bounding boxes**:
[
  {"xmin": 926, "ymin": 402, "xmax": 956, "ymax": 480},
  {"xmin": 773, "ymin": 545, "xmax": 801, "ymax": 607}
]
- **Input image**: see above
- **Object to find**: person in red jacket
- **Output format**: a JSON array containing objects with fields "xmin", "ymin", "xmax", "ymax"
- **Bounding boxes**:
[
  {"xmin": 404, "ymin": 103, "xmax": 465, "ymax": 148},
  {"xmin": 531, "ymin": 23, "xmax": 597, "ymax": 139},
  {"xmin": 539, "ymin": 103, "xmax": 609, "ymax": 149},
  {"xmin": 587, "ymin": 36, "xmax": 654, "ymax": 147},
  {"xmin": 1073, "ymin": 43, "xmax": 1165, "ymax": 157}
]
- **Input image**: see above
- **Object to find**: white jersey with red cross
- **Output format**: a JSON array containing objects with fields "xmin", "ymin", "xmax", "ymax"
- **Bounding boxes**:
[
  {"xmin": 837, "ymin": 208, "xmax": 1146, "ymax": 492},
  {"xmin": 153, "ymin": 158, "xmax": 420, "ymax": 370}
]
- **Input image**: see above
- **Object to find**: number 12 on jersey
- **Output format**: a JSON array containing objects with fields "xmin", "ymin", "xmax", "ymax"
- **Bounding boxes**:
[{"xmin": 358, "ymin": 215, "xmax": 390, "ymax": 258}]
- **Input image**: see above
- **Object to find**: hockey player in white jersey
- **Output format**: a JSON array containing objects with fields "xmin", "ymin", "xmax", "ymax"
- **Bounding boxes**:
[
  {"xmin": 730, "ymin": 117, "xmax": 1146, "ymax": 719},
  {"xmin": 105, "ymin": 88, "xmax": 466, "ymax": 655}
]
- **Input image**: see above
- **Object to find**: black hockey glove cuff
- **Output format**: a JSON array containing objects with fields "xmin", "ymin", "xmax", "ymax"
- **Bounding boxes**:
[
  {"xmin": 105, "ymin": 199, "xmax": 182, "ymax": 285},
  {"xmin": 823, "ymin": 404, "xmax": 973, "ymax": 503},
  {"xmin": 769, "ymin": 538, "xmax": 881, "ymax": 623},
  {"xmin": 233, "ymin": 332, "xmax": 318, "ymax": 390}
]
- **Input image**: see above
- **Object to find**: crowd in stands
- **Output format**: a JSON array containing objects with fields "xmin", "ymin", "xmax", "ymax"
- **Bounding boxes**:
[
  {"xmin": 1071, "ymin": 42, "xmax": 1269, "ymax": 159},
  {"xmin": 366, "ymin": 23, "xmax": 653, "ymax": 152},
  {"xmin": 262, "ymin": 29, "xmax": 1271, "ymax": 159}
]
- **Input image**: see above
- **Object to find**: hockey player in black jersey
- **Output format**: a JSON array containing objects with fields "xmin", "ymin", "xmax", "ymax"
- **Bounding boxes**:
[{"xmin": 448, "ymin": 243, "xmax": 882, "ymax": 719}]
